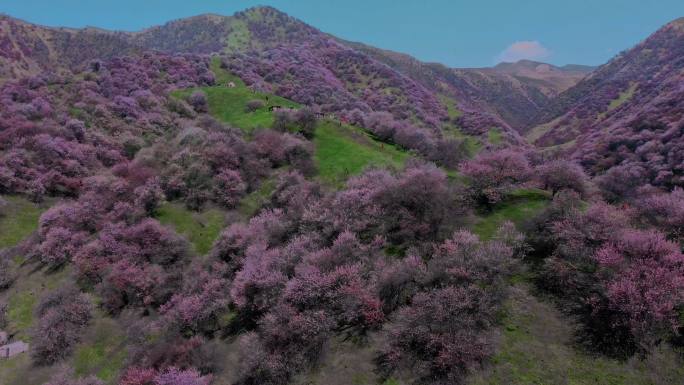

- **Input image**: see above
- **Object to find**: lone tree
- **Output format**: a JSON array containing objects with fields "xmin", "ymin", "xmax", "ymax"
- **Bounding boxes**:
[
  {"xmin": 187, "ymin": 91, "xmax": 208, "ymax": 113},
  {"xmin": 246, "ymin": 99, "xmax": 265, "ymax": 112},
  {"xmin": 536, "ymin": 159, "xmax": 588, "ymax": 197},
  {"xmin": 459, "ymin": 149, "xmax": 531, "ymax": 207}
]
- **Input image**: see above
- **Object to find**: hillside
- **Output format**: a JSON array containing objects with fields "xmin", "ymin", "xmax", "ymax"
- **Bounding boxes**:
[
  {"xmin": 156, "ymin": 7, "xmax": 526, "ymax": 145},
  {"xmin": 453, "ymin": 61, "xmax": 592, "ymax": 131},
  {"xmin": 526, "ymin": 17, "xmax": 684, "ymax": 190},
  {"xmin": 3, "ymin": 6, "xmax": 684, "ymax": 385},
  {"xmin": 342, "ymin": 41, "xmax": 592, "ymax": 134},
  {"xmin": 0, "ymin": 7, "xmax": 603, "ymax": 147},
  {"xmin": 0, "ymin": 15, "xmax": 137, "ymax": 79},
  {"xmin": 1, "ymin": 7, "xmax": 584, "ymax": 146},
  {"xmin": 533, "ymin": 17, "xmax": 684, "ymax": 142},
  {"xmin": 490, "ymin": 60, "xmax": 594, "ymax": 95}
]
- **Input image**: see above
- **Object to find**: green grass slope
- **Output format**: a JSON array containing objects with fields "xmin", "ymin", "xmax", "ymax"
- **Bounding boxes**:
[
  {"xmin": 72, "ymin": 316, "xmax": 128, "ymax": 384},
  {"xmin": 173, "ymin": 58, "xmax": 409, "ymax": 187},
  {"xmin": 0, "ymin": 195, "xmax": 48, "ymax": 248},
  {"xmin": 171, "ymin": 85, "xmax": 298, "ymax": 133},
  {"xmin": 314, "ymin": 121, "xmax": 408, "ymax": 186},
  {"xmin": 156, "ymin": 202, "xmax": 226, "ymax": 255},
  {"xmin": 172, "ymin": 57, "xmax": 298, "ymax": 132},
  {"xmin": 472, "ymin": 188, "xmax": 551, "ymax": 240},
  {"xmin": 468, "ymin": 284, "xmax": 684, "ymax": 385},
  {"xmin": 467, "ymin": 188, "xmax": 684, "ymax": 385}
]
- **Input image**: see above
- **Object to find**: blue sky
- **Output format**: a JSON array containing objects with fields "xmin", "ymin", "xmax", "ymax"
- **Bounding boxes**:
[{"xmin": 1, "ymin": 0, "xmax": 683, "ymax": 67}]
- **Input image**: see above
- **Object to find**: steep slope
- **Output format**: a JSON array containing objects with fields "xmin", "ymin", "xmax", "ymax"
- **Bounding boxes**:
[
  {"xmin": 0, "ymin": 8, "xmax": 529, "ymax": 145},
  {"xmin": 131, "ymin": 14, "xmax": 231, "ymax": 54},
  {"xmin": 137, "ymin": 7, "xmax": 533, "ymax": 144},
  {"xmin": 0, "ymin": 15, "xmax": 138, "ymax": 80},
  {"xmin": 338, "ymin": 41, "xmax": 521, "ymax": 134},
  {"xmin": 527, "ymin": 17, "xmax": 684, "ymax": 189},
  {"xmin": 531, "ymin": 17, "xmax": 684, "ymax": 147},
  {"xmin": 0, "ymin": 7, "xmax": 590, "ymax": 142},
  {"xmin": 452, "ymin": 62, "xmax": 592, "ymax": 131}
]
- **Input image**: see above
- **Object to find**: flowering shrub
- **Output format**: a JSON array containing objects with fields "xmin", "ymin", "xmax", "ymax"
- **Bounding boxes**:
[
  {"xmin": 187, "ymin": 91, "xmax": 208, "ymax": 113},
  {"xmin": 460, "ymin": 149, "xmax": 532, "ymax": 206},
  {"xmin": 535, "ymin": 159, "xmax": 588, "ymax": 197},
  {"xmin": 633, "ymin": 188, "xmax": 684, "ymax": 239},
  {"xmin": 592, "ymin": 230, "xmax": 684, "ymax": 352},
  {"xmin": 120, "ymin": 366, "xmax": 211, "ymax": 385},
  {"xmin": 31, "ymin": 286, "xmax": 93, "ymax": 364},
  {"xmin": 532, "ymin": 196, "xmax": 684, "ymax": 357}
]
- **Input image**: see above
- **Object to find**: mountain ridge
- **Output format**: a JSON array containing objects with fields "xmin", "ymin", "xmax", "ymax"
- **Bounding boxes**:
[{"xmin": 0, "ymin": 7, "xmax": 591, "ymax": 140}]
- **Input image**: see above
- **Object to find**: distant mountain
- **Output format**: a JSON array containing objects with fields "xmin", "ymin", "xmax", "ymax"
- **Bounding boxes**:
[
  {"xmin": 489, "ymin": 60, "xmax": 593, "ymax": 96},
  {"xmin": 453, "ymin": 60, "xmax": 593, "ymax": 131},
  {"xmin": 340, "ymin": 44, "xmax": 593, "ymax": 133}
]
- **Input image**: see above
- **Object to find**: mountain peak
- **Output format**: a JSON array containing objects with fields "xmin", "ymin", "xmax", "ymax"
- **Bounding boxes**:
[
  {"xmin": 492, "ymin": 60, "xmax": 595, "ymax": 77},
  {"xmin": 667, "ymin": 16, "xmax": 684, "ymax": 30},
  {"xmin": 238, "ymin": 5, "xmax": 294, "ymax": 20},
  {"xmin": 494, "ymin": 60, "xmax": 548, "ymax": 70},
  {"xmin": 243, "ymin": 5, "xmax": 286, "ymax": 14}
]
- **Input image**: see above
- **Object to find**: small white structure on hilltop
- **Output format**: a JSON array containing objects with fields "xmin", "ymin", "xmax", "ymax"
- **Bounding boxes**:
[{"xmin": 227, "ymin": 81, "xmax": 236, "ymax": 88}]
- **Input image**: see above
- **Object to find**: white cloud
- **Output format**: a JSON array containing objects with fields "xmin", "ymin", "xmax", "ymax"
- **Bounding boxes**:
[{"xmin": 496, "ymin": 41, "xmax": 551, "ymax": 63}]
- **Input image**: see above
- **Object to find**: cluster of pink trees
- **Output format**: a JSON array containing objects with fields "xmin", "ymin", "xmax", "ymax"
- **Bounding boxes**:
[
  {"xmin": 593, "ymin": 230, "xmax": 684, "ymax": 350},
  {"xmin": 29, "ymin": 171, "xmax": 193, "ymax": 313},
  {"xmin": 31, "ymin": 286, "xmax": 93, "ymax": 365},
  {"xmin": 272, "ymin": 106, "xmax": 318, "ymax": 139},
  {"xmin": 378, "ymin": 229, "xmax": 520, "ymax": 383},
  {"xmin": 9, "ymin": 30, "xmax": 683, "ymax": 383},
  {"xmin": 159, "ymin": 164, "xmax": 517, "ymax": 385},
  {"xmin": 459, "ymin": 149, "xmax": 532, "ymax": 207},
  {"xmin": 221, "ymin": 36, "xmax": 447, "ymax": 127},
  {"xmin": 159, "ymin": 262, "xmax": 230, "ymax": 334},
  {"xmin": 156, "ymin": 117, "xmax": 314, "ymax": 210},
  {"xmin": 459, "ymin": 151, "xmax": 589, "ymax": 210},
  {"xmin": 0, "ymin": 52, "xmax": 215, "ymax": 201},
  {"xmin": 533, "ymin": 190, "xmax": 684, "ymax": 357},
  {"xmin": 535, "ymin": 159, "xmax": 589, "ymax": 197},
  {"xmin": 187, "ymin": 91, "xmax": 208, "ymax": 113},
  {"xmin": 303, "ymin": 163, "xmax": 459, "ymax": 246},
  {"xmin": 0, "ymin": 51, "xmax": 324, "ymax": 382},
  {"xmin": 20, "ymin": 156, "xmax": 506, "ymax": 384},
  {"xmin": 350, "ymin": 110, "xmax": 468, "ymax": 168},
  {"xmin": 45, "ymin": 366, "xmax": 211, "ymax": 385},
  {"xmin": 633, "ymin": 187, "xmax": 684, "ymax": 239},
  {"xmin": 120, "ymin": 367, "xmax": 211, "ymax": 385},
  {"xmin": 21, "ymin": 162, "xmax": 221, "ymax": 379}
]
